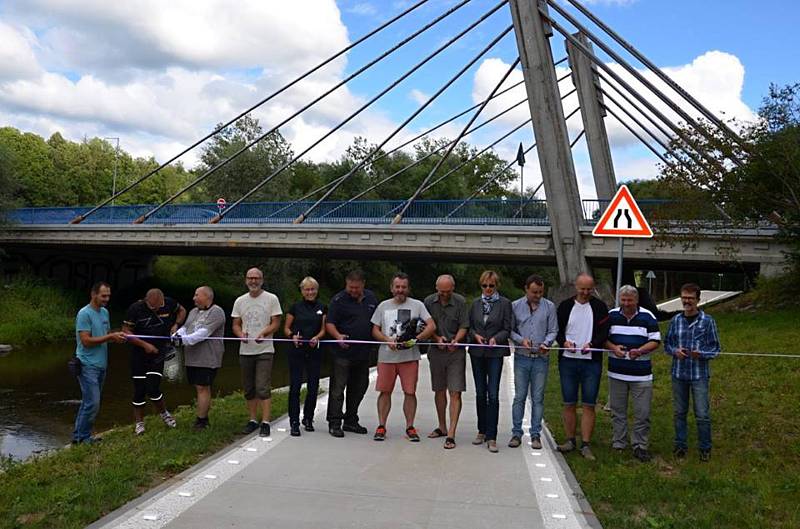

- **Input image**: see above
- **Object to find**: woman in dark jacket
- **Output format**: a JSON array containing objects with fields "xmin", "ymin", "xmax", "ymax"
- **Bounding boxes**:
[
  {"xmin": 283, "ymin": 276, "xmax": 327, "ymax": 437},
  {"xmin": 468, "ymin": 270, "xmax": 512, "ymax": 453}
]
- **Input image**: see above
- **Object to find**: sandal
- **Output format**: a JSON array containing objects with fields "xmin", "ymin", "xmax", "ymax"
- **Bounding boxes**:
[
  {"xmin": 374, "ymin": 425, "xmax": 386, "ymax": 441},
  {"xmin": 444, "ymin": 437, "xmax": 456, "ymax": 449},
  {"xmin": 428, "ymin": 428, "xmax": 446, "ymax": 439},
  {"xmin": 406, "ymin": 426, "xmax": 421, "ymax": 442}
]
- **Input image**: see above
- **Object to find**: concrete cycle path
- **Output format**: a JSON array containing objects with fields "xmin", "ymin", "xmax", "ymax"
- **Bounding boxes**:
[{"xmin": 93, "ymin": 356, "xmax": 600, "ymax": 529}]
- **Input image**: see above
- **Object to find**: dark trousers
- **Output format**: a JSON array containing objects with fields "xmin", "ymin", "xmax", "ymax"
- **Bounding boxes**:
[
  {"xmin": 471, "ymin": 355, "xmax": 504, "ymax": 441},
  {"xmin": 326, "ymin": 353, "xmax": 369, "ymax": 426},
  {"xmin": 287, "ymin": 346, "xmax": 322, "ymax": 425}
]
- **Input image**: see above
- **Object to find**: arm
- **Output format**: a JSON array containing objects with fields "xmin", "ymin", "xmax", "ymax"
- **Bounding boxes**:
[
  {"xmin": 79, "ymin": 330, "xmax": 126, "ymax": 347},
  {"xmin": 510, "ymin": 307, "xmax": 524, "ymax": 345},
  {"xmin": 372, "ymin": 323, "xmax": 397, "ymax": 350},
  {"xmin": 257, "ymin": 315, "xmax": 282, "ymax": 340},
  {"xmin": 543, "ymin": 305, "xmax": 558, "ymax": 350},
  {"xmin": 417, "ymin": 318, "xmax": 436, "ymax": 341},
  {"xmin": 701, "ymin": 318, "xmax": 721, "ymax": 359},
  {"xmin": 489, "ymin": 301, "xmax": 512, "ymax": 345},
  {"xmin": 555, "ymin": 302, "xmax": 568, "ymax": 347},
  {"xmin": 605, "ymin": 339, "xmax": 627, "ymax": 358},
  {"xmin": 172, "ymin": 304, "xmax": 187, "ymax": 333},
  {"xmin": 121, "ymin": 322, "xmax": 158, "ymax": 354},
  {"xmin": 283, "ymin": 314, "xmax": 296, "ymax": 338}
]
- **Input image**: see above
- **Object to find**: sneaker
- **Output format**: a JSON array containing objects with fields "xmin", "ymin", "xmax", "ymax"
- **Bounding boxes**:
[
  {"xmin": 259, "ymin": 422, "xmax": 271, "ymax": 438},
  {"xmin": 405, "ymin": 426, "xmax": 420, "ymax": 442},
  {"xmin": 557, "ymin": 439, "xmax": 576, "ymax": 453},
  {"xmin": 342, "ymin": 422, "xmax": 368, "ymax": 434},
  {"xmin": 700, "ymin": 450, "xmax": 711, "ymax": 462},
  {"xmin": 290, "ymin": 423, "xmax": 301, "ymax": 437},
  {"xmin": 374, "ymin": 425, "xmax": 387, "ymax": 441},
  {"xmin": 84, "ymin": 436, "xmax": 103, "ymax": 444},
  {"xmin": 329, "ymin": 423, "xmax": 344, "ymax": 438},
  {"xmin": 134, "ymin": 421, "xmax": 146, "ymax": 436},
  {"xmin": 530, "ymin": 436, "xmax": 542, "ymax": 450},
  {"xmin": 580, "ymin": 445, "xmax": 596, "ymax": 461},
  {"xmin": 633, "ymin": 447, "xmax": 652, "ymax": 462},
  {"xmin": 472, "ymin": 433, "xmax": 486, "ymax": 445},
  {"xmin": 302, "ymin": 417, "xmax": 315, "ymax": 432},
  {"xmin": 673, "ymin": 447, "xmax": 687, "ymax": 458},
  {"xmin": 160, "ymin": 412, "xmax": 177, "ymax": 429},
  {"xmin": 241, "ymin": 420, "xmax": 259, "ymax": 435},
  {"xmin": 508, "ymin": 436, "xmax": 522, "ymax": 448},
  {"xmin": 487, "ymin": 440, "xmax": 499, "ymax": 453}
]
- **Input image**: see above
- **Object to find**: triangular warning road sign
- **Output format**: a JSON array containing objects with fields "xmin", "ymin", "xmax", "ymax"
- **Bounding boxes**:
[{"xmin": 592, "ymin": 185, "xmax": 653, "ymax": 238}]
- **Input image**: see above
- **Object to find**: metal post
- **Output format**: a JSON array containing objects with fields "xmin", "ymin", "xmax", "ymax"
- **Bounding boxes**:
[
  {"xmin": 565, "ymin": 32, "xmax": 616, "ymax": 201},
  {"xmin": 508, "ymin": 0, "xmax": 588, "ymax": 284},
  {"xmin": 615, "ymin": 237, "xmax": 623, "ymax": 307}
]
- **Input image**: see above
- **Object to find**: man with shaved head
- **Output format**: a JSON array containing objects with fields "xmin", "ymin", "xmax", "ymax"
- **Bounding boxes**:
[
  {"xmin": 423, "ymin": 274, "xmax": 469, "ymax": 449},
  {"xmin": 174, "ymin": 285, "xmax": 226, "ymax": 430},
  {"xmin": 232, "ymin": 267, "xmax": 283, "ymax": 437},
  {"xmin": 123, "ymin": 288, "xmax": 186, "ymax": 435},
  {"xmin": 555, "ymin": 273, "xmax": 610, "ymax": 461}
]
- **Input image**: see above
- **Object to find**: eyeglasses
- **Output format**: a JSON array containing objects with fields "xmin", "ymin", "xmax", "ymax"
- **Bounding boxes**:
[
  {"xmin": 246, "ymin": 277, "xmax": 262, "ymax": 280},
  {"xmin": 481, "ymin": 284, "xmax": 496, "ymax": 288}
]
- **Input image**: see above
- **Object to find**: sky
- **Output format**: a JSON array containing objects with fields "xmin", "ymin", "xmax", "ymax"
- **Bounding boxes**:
[{"xmin": 0, "ymin": 0, "xmax": 797, "ymax": 200}]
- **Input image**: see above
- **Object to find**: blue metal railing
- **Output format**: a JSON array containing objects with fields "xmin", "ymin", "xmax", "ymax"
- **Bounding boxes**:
[{"xmin": 7, "ymin": 199, "xmax": 553, "ymax": 226}]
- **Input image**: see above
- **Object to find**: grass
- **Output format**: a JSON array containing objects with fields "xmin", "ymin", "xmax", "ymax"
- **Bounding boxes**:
[
  {"xmin": 0, "ymin": 390, "xmax": 290, "ymax": 529},
  {"xmin": 543, "ymin": 307, "xmax": 800, "ymax": 529},
  {"xmin": 0, "ymin": 277, "xmax": 79, "ymax": 345}
]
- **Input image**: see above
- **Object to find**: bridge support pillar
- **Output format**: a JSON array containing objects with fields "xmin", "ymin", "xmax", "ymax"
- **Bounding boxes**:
[
  {"xmin": 508, "ymin": 0, "xmax": 588, "ymax": 284},
  {"xmin": 566, "ymin": 31, "xmax": 617, "ymax": 201}
]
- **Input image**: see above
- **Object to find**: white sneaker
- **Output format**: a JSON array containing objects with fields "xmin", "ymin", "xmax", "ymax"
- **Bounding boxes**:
[
  {"xmin": 134, "ymin": 422, "xmax": 146, "ymax": 436},
  {"xmin": 160, "ymin": 412, "xmax": 177, "ymax": 428}
]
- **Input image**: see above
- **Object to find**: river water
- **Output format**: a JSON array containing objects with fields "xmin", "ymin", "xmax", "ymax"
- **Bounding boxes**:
[{"xmin": 0, "ymin": 340, "xmax": 331, "ymax": 460}]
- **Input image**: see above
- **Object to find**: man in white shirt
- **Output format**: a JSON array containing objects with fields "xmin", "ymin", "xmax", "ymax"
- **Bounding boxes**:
[
  {"xmin": 232, "ymin": 267, "xmax": 282, "ymax": 437},
  {"xmin": 370, "ymin": 273, "xmax": 436, "ymax": 442}
]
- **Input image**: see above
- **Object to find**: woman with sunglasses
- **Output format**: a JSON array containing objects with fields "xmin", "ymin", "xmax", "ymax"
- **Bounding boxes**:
[{"xmin": 468, "ymin": 270, "xmax": 512, "ymax": 453}]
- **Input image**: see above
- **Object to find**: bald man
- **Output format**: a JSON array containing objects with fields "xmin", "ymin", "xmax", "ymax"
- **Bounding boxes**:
[
  {"xmin": 423, "ymin": 274, "xmax": 469, "ymax": 449},
  {"xmin": 555, "ymin": 273, "xmax": 610, "ymax": 461},
  {"xmin": 123, "ymin": 288, "xmax": 186, "ymax": 436},
  {"xmin": 174, "ymin": 286, "xmax": 226, "ymax": 430}
]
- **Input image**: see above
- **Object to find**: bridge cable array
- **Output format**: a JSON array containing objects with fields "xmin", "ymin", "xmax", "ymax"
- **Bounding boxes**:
[{"xmin": 69, "ymin": 0, "xmax": 432, "ymax": 224}]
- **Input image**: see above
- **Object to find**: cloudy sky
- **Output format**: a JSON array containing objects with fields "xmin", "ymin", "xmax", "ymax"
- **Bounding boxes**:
[{"xmin": 1, "ymin": 0, "xmax": 797, "ymax": 199}]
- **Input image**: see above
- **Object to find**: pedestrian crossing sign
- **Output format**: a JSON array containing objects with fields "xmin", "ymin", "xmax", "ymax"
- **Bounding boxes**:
[{"xmin": 592, "ymin": 185, "xmax": 653, "ymax": 238}]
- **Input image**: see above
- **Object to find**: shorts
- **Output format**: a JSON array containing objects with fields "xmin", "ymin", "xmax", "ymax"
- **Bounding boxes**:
[
  {"xmin": 240, "ymin": 353, "xmax": 274, "ymax": 400},
  {"xmin": 376, "ymin": 361, "xmax": 419, "ymax": 394},
  {"xmin": 428, "ymin": 350, "xmax": 466, "ymax": 392},
  {"xmin": 558, "ymin": 356, "xmax": 602, "ymax": 406},
  {"xmin": 186, "ymin": 366, "xmax": 218, "ymax": 387},
  {"xmin": 130, "ymin": 352, "xmax": 165, "ymax": 406}
]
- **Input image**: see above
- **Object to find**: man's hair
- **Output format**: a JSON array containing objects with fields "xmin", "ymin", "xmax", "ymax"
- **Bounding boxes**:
[
  {"xmin": 436, "ymin": 274, "xmax": 455, "ymax": 287},
  {"xmin": 618, "ymin": 284, "xmax": 639, "ymax": 299},
  {"xmin": 346, "ymin": 269, "xmax": 365, "ymax": 283},
  {"xmin": 391, "ymin": 272, "xmax": 409, "ymax": 286},
  {"xmin": 199, "ymin": 285, "xmax": 215, "ymax": 300},
  {"xmin": 145, "ymin": 288, "xmax": 164, "ymax": 300},
  {"xmin": 90, "ymin": 281, "xmax": 111, "ymax": 295},
  {"xmin": 680, "ymin": 283, "xmax": 701, "ymax": 300},
  {"xmin": 524, "ymin": 274, "xmax": 544, "ymax": 289},
  {"xmin": 575, "ymin": 272, "xmax": 594, "ymax": 284}
]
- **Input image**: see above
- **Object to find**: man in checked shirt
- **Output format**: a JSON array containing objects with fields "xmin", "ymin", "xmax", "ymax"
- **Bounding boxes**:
[{"xmin": 664, "ymin": 283, "xmax": 721, "ymax": 462}]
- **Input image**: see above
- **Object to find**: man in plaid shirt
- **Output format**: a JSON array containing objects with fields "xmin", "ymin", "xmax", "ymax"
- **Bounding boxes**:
[{"xmin": 663, "ymin": 283, "xmax": 721, "ymax": 462}]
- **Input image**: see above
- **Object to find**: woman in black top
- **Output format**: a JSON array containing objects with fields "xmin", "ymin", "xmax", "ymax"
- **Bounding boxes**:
[
  {"xmin": 468, "ymin": 270, "xmax": 512, "ymax": 453},
  {"xmin": 284, "ymin": 276, "xmax": 327, "ymax": 436}
]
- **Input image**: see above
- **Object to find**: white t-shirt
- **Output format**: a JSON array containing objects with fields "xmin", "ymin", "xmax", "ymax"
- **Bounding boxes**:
[
  {"xmin": 231, "ymin": 291, "xmax": 283, "ymax": 355},
  {"xmin": 563, "ymin": 300, "xmax": 593, "ymax": 360},
  {"xmin": 370, "ymin": 298, "xmax": 431, "ymax": 363}
]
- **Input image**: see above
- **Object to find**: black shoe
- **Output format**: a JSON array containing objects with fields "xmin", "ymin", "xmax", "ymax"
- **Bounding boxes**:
[
  {"xmin": 342, "ymin": 422, "xmax": 368, "ymax": 434},
  {"xmin": 290, "ymin": 423, "xmax": 301, "ymax": 437},
  {"xmin": 193, "ymin": 417, "xmax": 209, "ymax": 431},
  {"xmin": 329, "ymin": 423, "xmax": 344, "ymax": 438},
  {"xmin": 673, "ymin": 447, "xmax": 687, "ymax": 458},
  {"xmin": 700, "ymin": 450, "xmax": 711, "ymax": 462},
  {"xmin": 633, "ymin": 447, "xmax": 652, "ymax": 462},
  {"xmin": 259, "ymin": 422, "xmax": 271, "ymax": 437},
  {"xmin": 242, "ymin": 420, "xmax": 259, "ymax": 435},
  {"xmin": 302, "ymin": 417, "xmax": 315, "ymax": 432}
]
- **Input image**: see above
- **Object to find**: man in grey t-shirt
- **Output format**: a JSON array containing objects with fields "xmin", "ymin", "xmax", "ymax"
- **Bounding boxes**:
[
  {"xmin": 370, "ymin": 273, "xmax": 436, "ymax": 442},
  {"xmin": 174, "ymin": 286, "xmax": 226, "ymax": 430}
]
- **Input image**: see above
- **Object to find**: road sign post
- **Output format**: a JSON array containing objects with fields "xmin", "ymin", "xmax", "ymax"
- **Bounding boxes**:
[
  {"xmin": 646, "ymin": 270, "xmax": 656, "ymax": 295},
  {"xmin": 591, "ymin": 185, "xmax": 654, "ymax": 306}
]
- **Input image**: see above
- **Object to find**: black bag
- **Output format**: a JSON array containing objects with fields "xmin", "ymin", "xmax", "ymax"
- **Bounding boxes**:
[{"xmin": 67, "ymin": 355, "xmax": 82, "ymax": 377}]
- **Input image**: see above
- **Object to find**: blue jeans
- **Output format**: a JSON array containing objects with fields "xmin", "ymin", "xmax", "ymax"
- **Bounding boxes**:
[
  {"xmin": 73, "ymin": 364, "xmax": 106, "ymax": 442},
  {"xmin": 470, "ymin": 356, "xmax": 504, "ymax": 441},
  {"xmin": 512, "ymin": 354, "xmax": 549, "ymax": 438},
  {"xmin": 672, "ymin": 377, "xmax": 711, "ymax": 452}
]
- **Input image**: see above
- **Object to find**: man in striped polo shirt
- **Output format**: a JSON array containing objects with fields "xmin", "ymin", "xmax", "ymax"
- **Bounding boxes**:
[{"xmin": 605, "ymin": 285, "xmax": 661, "ymax": 462}]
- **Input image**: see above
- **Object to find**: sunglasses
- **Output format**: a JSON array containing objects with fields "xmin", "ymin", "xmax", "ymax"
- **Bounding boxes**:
[{"xmin": 481, "ymin": 284, "xmax": 496, "ymax": 288}]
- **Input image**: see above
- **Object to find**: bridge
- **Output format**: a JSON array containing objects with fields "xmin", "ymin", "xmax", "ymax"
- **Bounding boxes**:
[{"xmin": 1, "ymin": 0, "xmax": 788, "ymax": 285}]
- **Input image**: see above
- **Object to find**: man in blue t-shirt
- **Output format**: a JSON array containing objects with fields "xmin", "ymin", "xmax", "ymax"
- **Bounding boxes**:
[
  {"xmin": 72, "ymin": 281, "xmax": 127, "ymax": 444},
  {"xmin": 605, "ymin": 285, "xmax": 661, "ymax": 462}
]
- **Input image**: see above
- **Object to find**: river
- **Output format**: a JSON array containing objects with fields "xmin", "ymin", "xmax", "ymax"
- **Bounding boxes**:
[{"xmin": 0, "ymin": 340, "xmax": 331, "ymax": 460}]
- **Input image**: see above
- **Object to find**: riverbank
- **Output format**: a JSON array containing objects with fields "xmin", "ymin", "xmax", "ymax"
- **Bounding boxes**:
[
  {"xmin": 542, "ymin": 307, "xmax": 800, "ymax": 529},
  {"xmin": 0, "ymin": 277, "xmax": 79, "ymax": 345},
  {"xmin": 0, "ymin": 390, "xmax": 291, "ymax": 529}
]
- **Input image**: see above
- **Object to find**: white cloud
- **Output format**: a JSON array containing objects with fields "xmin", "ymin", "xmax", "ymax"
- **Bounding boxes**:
[
  {"xmin": 408, "ymin": 88, "xmax": 430, "ymax": 105},
  {"xmin": 347, "ymin": 3, "xmax": 378, "ymax": 16},
  {"xmin": 0, "ymin": 22, "xmax": 41, "ymax": 81}
]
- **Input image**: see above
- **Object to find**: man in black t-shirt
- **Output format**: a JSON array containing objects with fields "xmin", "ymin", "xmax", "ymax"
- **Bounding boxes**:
[{"xmin": 123, "ymin": 288, "xmax": 186, "ymax": 436}]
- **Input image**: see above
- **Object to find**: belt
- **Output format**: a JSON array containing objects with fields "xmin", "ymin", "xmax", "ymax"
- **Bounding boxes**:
[{"xmin": 515, "ymin": 349, "xmax": 546, "ymax": 358}]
